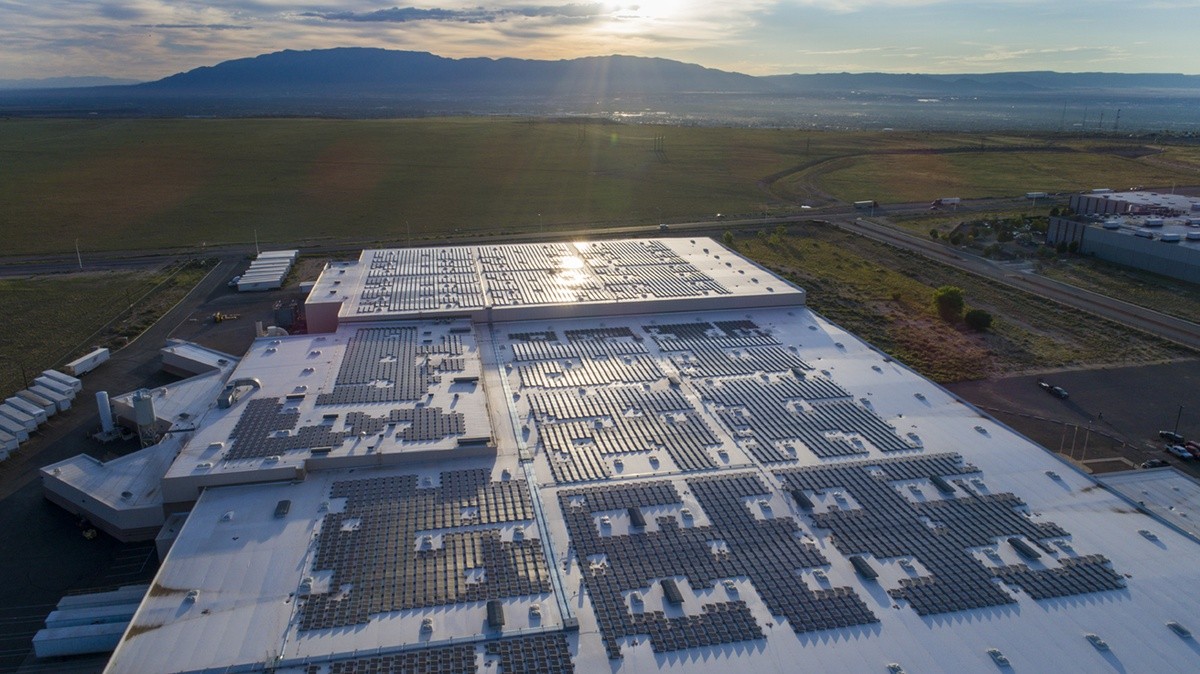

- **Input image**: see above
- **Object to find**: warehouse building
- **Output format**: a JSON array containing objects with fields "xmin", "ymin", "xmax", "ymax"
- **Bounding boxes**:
[
  {"xmin": 1047, "ymin": 214, "xmax": 1200, "ymax": 283},
  {"xmin": 38, "ymin": 238, "xmax": 1200, "ymax": 673}
]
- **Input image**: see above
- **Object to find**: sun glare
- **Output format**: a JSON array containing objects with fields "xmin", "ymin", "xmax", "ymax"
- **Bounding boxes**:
[{"xmin": 630, "ymin": 0, "xmax": 689, "ymax": 19}]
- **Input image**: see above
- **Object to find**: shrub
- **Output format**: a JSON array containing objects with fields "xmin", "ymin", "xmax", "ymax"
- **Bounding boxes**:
[
  {"xmin": 964, "ymin": 308, "xmax": 993, "ymax": 331},
  {"xmin": 932, "ymin": 285, "xmax": 965, "ymax": 322}
]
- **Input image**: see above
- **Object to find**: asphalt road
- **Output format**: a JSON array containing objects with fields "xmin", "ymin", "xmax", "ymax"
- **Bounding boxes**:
[{"xmin": 833, "ymin": 215, "xmax": 1200, "ymax": 351}]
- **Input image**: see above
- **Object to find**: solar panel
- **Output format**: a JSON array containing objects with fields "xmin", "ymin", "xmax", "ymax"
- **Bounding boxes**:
[
  {"xmin": 774, "ymin": 454, "xmax": 1125, "ymax": 617},
  {"xmin": 300, "ymin": 470, "xmax": 549, "ymax": 631},
  {"xmin": 557, "ymin": 473, "xmax": 876, "ymax": 659}
]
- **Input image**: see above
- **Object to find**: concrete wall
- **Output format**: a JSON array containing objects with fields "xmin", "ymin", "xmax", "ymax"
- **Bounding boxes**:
[
  {"xmin": 1047, "ymin": 217, "xmax": 1088, "ymax": 246},
  {"xmin": 1081, "ymin": 227, "xmax": 1200, "ymax": 284}
]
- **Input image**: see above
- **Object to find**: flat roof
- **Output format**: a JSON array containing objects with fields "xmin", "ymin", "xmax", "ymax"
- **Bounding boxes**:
[
  {"xmin": 161, "ymin": 318, "xmax": 494, "ymax": 502},
  {"xmin": 105, "ymin": 238, "xmax": 1200, "ymax": 674},
  {"xmin": 307, "ymin": 238, "xmax": 804, "ymax": 326},
  {"xmin": 1100, "ymin": 468, "xmax": 1200, "ymax": 543}
]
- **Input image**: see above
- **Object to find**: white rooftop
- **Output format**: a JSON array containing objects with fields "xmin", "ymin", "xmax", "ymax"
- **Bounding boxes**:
[
  {"xmin": 306, "ymin": 239, "xmax": 804, "ymax": 328},
  {"xmin": 1100, "ymin": 468, "xmax": 1200, "ymax": 543},
  {"xmin": 160, "ymin": 317, "xmax": 494, "ymax": 505},
  {"xmin": 104, "ymin": 238, "xmax": 1200, "ymax": 674}
]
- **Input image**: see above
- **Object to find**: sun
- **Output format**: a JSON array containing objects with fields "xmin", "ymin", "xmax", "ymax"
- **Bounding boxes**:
[{"xmin": 630, "ymin": 0, "xmax": 689, "ymax": 19}]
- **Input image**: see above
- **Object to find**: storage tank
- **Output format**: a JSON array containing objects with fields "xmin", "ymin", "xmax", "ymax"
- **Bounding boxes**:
[
  {"xmin": 96, "ymin": 391, "xmax": 114, "ymax": 433},
  {"xmin": 132, "ymin": 389, "xmax": 156, "ymax": 427}
]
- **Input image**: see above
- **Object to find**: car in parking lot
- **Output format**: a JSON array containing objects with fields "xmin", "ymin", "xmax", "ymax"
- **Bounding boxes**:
[
  {"xmin": 1141, "ymin": 458, "xmax": 1170, "ymax": 469},
  {"xmin": 227, "ymin": 275, "xmax": 241, "ymax": 288},
  {"xmin": 1159, "ymin": 430, "xmax": 1185, "ymax": 444},
  {"xmin": 1165, "ymin": 445, "xmax": 1193, "ymax": 460}
]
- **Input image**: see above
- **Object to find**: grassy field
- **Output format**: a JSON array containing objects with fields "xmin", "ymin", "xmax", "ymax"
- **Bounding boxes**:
[
  {"xmin": 5, "ymin": 119, "xmax": 1198, "ymax": 256},
  {"xmin": 0, "ymin": 262, "xmax": 212, "ymax": 395},
  {"xmin": 1038, "ymin": 257, "xmax": 1200, "ymax": 325},
  {"xmin": 738, "ymin": 224, "xmax": 1194, "ymax": 382},
  {"xmin": 793, "ymin": 150, "xmax": 1197, "ymax": 204},
  {"xmin": 0, "ymin": 118, "xmax": 820, "ymax": 255}
]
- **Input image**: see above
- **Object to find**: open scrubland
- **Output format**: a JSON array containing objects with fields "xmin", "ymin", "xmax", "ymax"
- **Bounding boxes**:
[
  {"xmin": 2, "ymin": 119, "xmax": 1198, "ymax": 255},
  {"xmin": 0, "ymin": 262, "xmax": 212, "ymax": 394},
  {"xmin": 738, "ymin": 226, "xmax": 1194, "ymax": 382}
]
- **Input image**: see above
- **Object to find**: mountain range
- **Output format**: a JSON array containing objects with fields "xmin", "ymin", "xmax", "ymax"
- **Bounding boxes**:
[
  {"xmin": 135, "ymin": 48, "xmax": 1200, "ymax": 97},
  {"xmin": 2, "ymin": 48, "xmax": 1198, "ymax": 129}
]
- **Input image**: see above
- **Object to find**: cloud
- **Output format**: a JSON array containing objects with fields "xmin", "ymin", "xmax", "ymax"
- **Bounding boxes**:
[
  {"xmin": 134, "ymin": 23, "xmax": 252, "ymax": 31},
  {"xmin": 302, "ymin": 4, "xmax": 607, "ymax": 24}
]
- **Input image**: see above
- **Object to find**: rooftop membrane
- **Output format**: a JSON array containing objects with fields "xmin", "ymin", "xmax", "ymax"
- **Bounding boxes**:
[{"xmin": 104, "ymin": 238, "xmax": 1200, "ymax": 674}]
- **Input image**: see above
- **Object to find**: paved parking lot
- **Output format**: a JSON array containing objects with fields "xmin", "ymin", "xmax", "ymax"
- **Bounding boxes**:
[{"xmin": 948, "ymin": 359, "xmax": 1200, "ymax": 474}]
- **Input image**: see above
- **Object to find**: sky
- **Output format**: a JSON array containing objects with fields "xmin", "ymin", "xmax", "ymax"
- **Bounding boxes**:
[{"xmin": 2, "ymin": 1, "xmax": 1199, "ymax": 81}]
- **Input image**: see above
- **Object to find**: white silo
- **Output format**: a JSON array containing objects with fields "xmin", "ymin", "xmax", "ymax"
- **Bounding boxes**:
[
  {"xmin": 95, "ymin": 391, "xmax": 114, "ymax": 434},
  {"xmin": 133, "ymin": 389, "xmax": 158, "ymax": 446}
]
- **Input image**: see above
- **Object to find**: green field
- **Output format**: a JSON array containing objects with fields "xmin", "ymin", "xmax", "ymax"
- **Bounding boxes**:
[
  {"xmin": 0, "ymin": 118, "xmax": 815, "ymax": 255},
  {"xmin": 789, "ymin": 150, "xmax": 1198, "ymax": 204},
  {"xmin": 0, "ymin": 262, "xmax": 212, "ymax": 395},
  {"xmin": 5, "ymin": 119, "xmax": 1198, "ymax": 256}
]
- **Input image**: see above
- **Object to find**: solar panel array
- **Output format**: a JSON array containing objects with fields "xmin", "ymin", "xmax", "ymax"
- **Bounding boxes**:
[
  {"xmin": 307, "ymin": 633, "xmax": 573, "ymax": 674},
  {"xmin": 774, "ymin": 454, "xmax": 1125, "ymax": 617},
  {"xmin": 532, "ymin": 387, "xmax": 719, "ymax": 483},
  {"xmin": 509, "ymin": 327, "xmax": 720, "ymax": 484},
  {"xmin": 316, "ymin": 327, "xmax": 464, "ymax": 406},
  {"xmin": 646, "ymin": 320, "xmax": 809, "ymax": 378},
  {"xmin": 699, "ymin": 376, "xmax": 913, "ymax": 461},
  {"xmin": 300, "ymin": 470, "xmax": 550, "ymax": 631},
  {"xmin": 224, "ymin": 399, "xmax": 467, "ymax": 460},
  {"xmin": 352, "ymin": 242, "xmax": 740, "ymax": 316},
  {"xmin": 638, "ymin": 319, "xmax": 913, "ymax": 462},
  {"xmin": 224, "ymin": 397, "xmax": 346, "ymax": 460},
  {"xmin": 557, "ymin": 473, "xmax": 876, "ymax": 660},
  {"xmin": 356, "ymin": 249, "xmax": 484, "ymax": 315},
  {"xmin": 344, "ymin": 407, "xmax": 466, "ymax": 442}
]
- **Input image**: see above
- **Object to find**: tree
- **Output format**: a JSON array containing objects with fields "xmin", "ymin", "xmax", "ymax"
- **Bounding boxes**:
[
  {"xmin": 722, "ymin": 230, "xmax": 734, "ymax": 247},
  {"xmin": 929, "ymin": 229, "xmax": 939, "ymax": 239},
  {"xmin": 964, "ymin": 308, "xmax": 993, "ymax": 331},
  {"xmin": 932, "ymin": 285, "xmax": 965, "ymax": 322}
]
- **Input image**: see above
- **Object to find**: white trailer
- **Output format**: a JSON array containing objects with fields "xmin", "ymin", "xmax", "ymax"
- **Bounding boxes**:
[
  {"xmin": 32, "ymin": 622, "xmax": 128, "ymax": 658},
  {"xmin": 5, "ymin": 397, "xmax": 47, "ymax": 424},
  {"xmin": 0, "ymin": 415, "xmax": 29, "ymax": 442},
  {"xmin": 0, "ymin": 430, "xmax": 17, "ymax": 454},
  {"xmin": 64, "ymin": 348, "xmax": 109, "ymax": 376},
  {"xmin": 34, "ymin": 376, "xmax": 75, "ymax": 399},
  {"xmin": 0, "ymin": 404, "xmax": 37, "ymax": 432},
  {"xmin": 16, "ymin": 389, "xmax": 56, "ymax": 416},
  {"xmin": 41, "ymin": 369, "xmax": 83, "ymax": 393},
  {"xmin": 30, "ymin": 385, "xmax": 71, "ymax": 412}
]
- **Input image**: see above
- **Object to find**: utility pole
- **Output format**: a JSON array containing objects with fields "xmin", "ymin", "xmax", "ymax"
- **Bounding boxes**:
[
  {"xmin": 254, "ymin": 229, "xmax": 260, "ymax": 255},
  {"xmin": 75, "ymin": 239, "xmax": 82, "ymax": 270},
  {"xmin": 1174, "ymin": 405, "xmax": 1184, "ymax": 436}
]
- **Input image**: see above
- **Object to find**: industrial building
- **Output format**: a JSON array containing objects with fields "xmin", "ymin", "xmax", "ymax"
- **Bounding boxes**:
[
  {"xmin": 1068, "ymin": 190, "xmax": 1200, "ymax": 218},
  {"xmin": 37, "ymin": 238, "xmax": 1200, "ymax": 673},
  {"xmin": 1047, "ymin": 212, "xmax": 1200, "ymax": 283}
]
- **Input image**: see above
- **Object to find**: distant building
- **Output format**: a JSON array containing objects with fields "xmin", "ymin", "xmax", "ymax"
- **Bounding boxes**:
[
  {"xmin": 1047, "ymin": 211, "xmax": 1200, "ymax": 284},
  {"xmin": 1069, "ymin": 190, "xmax": 1200, "ymax": 217}
]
